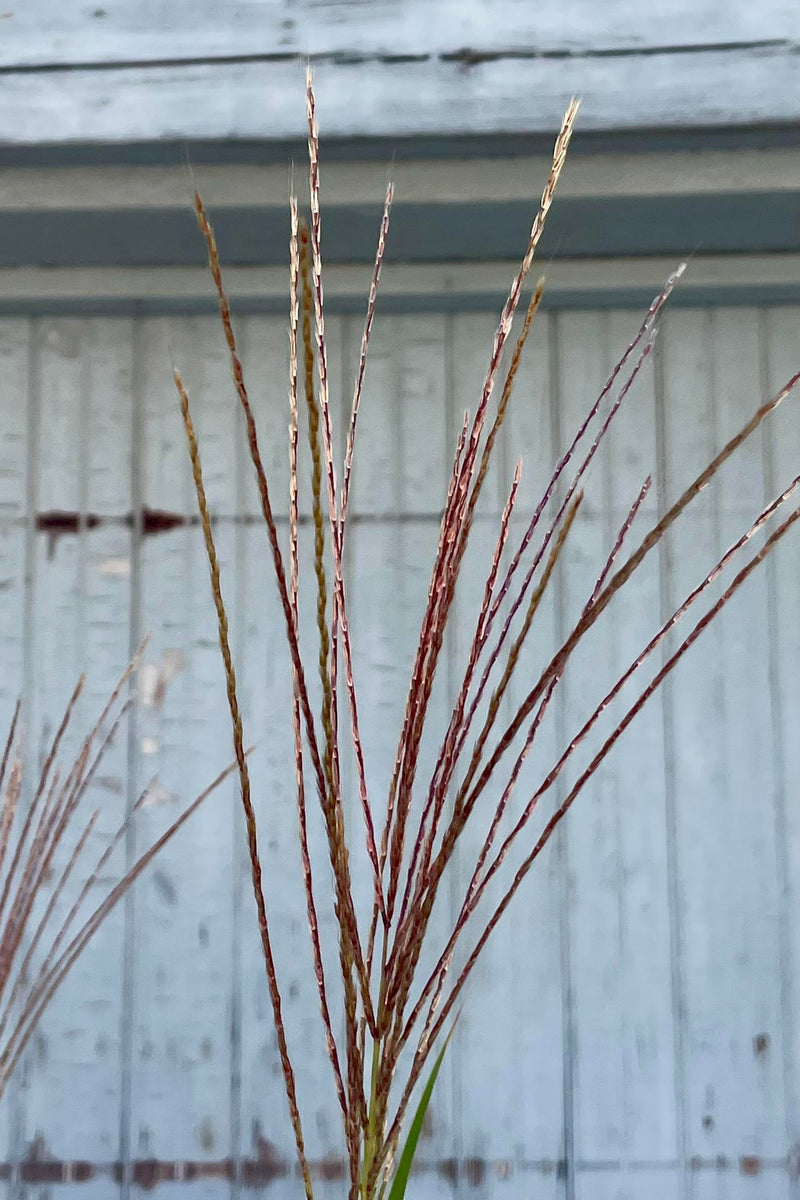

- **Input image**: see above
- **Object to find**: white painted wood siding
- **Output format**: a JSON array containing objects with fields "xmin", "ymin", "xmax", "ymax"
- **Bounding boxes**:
[
  {"xmin": 0, "ymin": 302, "xmax": 796, "ymax": 1199},
  {"xmin": 0, "ymin": 2, "xmax": 797, "ymax": 143}
]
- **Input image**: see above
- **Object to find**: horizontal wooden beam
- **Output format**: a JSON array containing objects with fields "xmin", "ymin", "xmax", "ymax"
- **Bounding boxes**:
[
  {"xmin": 0, "ymin": 255, "xmax": 795, "ymax": 314},
  {"xmin": 1, "ymin": 123, "xmax": 796, "ymax": 169},
  {"xmin": 0, "ymin": 193, "xmax": 795, "ymax": 270},
  {"xmin": 0, "ymin": 148, "xmax": 797, "ymax": 209},
  {"xmin": 4, "ymin": 1, "xmax": 797, "ymax": 69},
  {"xmin": 0, "ymin": 44, "xmax": 796, "ymax": 144}
]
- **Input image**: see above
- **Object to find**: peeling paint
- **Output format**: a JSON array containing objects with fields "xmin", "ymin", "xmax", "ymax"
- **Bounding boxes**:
[
  {"xmin": 753, "ymin": 1032, "xmax": 770, "ymax": 1056},
  {"xmin": 142, "ymin": 780, "xmax": 171, "ymax": 806},
  {"xmin": 139, "ymin": 663, "xmax": 159, "ymax": 707},
  {"xmin": 97, "ymin": 555, "xmax": 131, "ymax": 578},
  {"xmin": 140, "ymin": 648, "xmax": 185, "ymax": 709}
]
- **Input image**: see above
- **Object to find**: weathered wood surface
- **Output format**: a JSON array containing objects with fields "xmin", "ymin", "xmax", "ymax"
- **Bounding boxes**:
[
  {"xmin": 0, "ymin": 2, "xmax": 797, "ymax": 143},
  {"xmin": 0, "ymin": 299, "xmax": 796, "ymax": 1198},
  {"xmin": 5, "ymin": 1, "xmax": 799, "ymax": 66}
]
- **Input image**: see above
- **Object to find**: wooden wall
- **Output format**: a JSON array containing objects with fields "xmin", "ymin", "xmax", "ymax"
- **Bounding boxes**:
[
  {"xmin": 0, "ymin": 301, "xmax": 797, "ymax": 1199},
  {"xmin": 0, "ymin": 1, "xmax": 798, "ymax": 143}
]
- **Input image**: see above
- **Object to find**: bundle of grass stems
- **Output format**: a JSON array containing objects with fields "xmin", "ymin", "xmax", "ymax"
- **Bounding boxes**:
[
  {"xmin": 176, "ymin": 69, "xmax": 800, "ymax": 1200},
  {"xmin": 0, "ymin": 647, "xmax": 236, "ymax": 1106}
]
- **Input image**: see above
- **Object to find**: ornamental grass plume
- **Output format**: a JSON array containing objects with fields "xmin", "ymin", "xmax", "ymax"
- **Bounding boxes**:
[
  {"xmin": 177, "ymin": 69, "xmax": 800, "ymax": 1200},
  {"xmin": 0, "ymin": 646, "xmax": 235, "ymax": 1105}
]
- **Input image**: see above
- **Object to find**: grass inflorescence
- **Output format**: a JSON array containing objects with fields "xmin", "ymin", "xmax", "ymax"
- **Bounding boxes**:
[
  {"xmin": 0, "ymin": 647, "xmax": 235, "ymax": 1105},
  {"xmin": 177, "ymin": 68, "xmax": 800, "ymax": 1200}
]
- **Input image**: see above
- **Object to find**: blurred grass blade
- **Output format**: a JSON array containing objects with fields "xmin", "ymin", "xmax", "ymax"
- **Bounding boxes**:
[{"xmin": 387, "ymin": 1021, "xmax": 457, "ymax": 1200}]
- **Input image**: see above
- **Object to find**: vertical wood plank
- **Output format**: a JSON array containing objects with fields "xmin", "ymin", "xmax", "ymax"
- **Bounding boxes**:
[
  {"xmin": 359, "ymin": 313, "xmax": 453, "ymax": 1193},
  {"xmin": 555, "ymin": 309, "xmax": 678, "ymax": 1200},
  {"xmin": 452, "ymin": 306, "xmax": 566, "ymax": 1200},
  {"xmin": 340, "ymin": 310, "xmax": 455, "ymax": 1195},
  {"xmin": 659, "ymin": 307, "xmax": 790, "ymax": 1200},
  {"xmin": 0, "ymin": 319, "xmax": 29, "ymax": 1194},
  {"xmin": 447, "ymin": 312, "xmax": 507, "ymax": 1200},
  {"xmin": 128, "ymin": 315, "xmax": 237, "ymax": 1199},
  {"xmin": 235, "ymin": 518, "xmax": 338, "ymax": 1200},
  {"xmin": 235, "ymin": 311, "xmax": 346, "ymax": 1200},
  {"xmin": 336, "ymin": 308, "xmax": 379, "ymax": 1083},
  {"xmin": 503, "ymin": 308, "xmax": 568, "ymax": 1200},
  {"xmin": 0, "ymin": 317, "xmax": 29, "ymax": 792},
  {"xmin": 603, "ymin": 309, "xmax": 678, "ymax": 1185},
  {"xmin": 235, "ymin": 314, "xmax": 292, "ymax": 524},
  {"xmin": 18, "ymin": 319, "xmax": 134, "ymax": 1197},
  {"xmin": 761, "ymin": 307, "xmax": 799, "ymax": 1189}
]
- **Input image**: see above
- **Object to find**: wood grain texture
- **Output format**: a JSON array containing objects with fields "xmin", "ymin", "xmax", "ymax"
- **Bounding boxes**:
[
  {"xmin": 0, "ymin": 300, "xmax": 794, "ymax": 1199},
  {"xmin": 556, "ymin": 311, "xmax": 678, "ymax": 1200},
  {"xmin": 12, "ymin": 318, "xmax": 134, "ymax": 1198},
  {"xmin": 0, "ymin": 0, "xmax": 798, "ymax": 147},
  {"xmin": 658, "ymin": 308, "xmax": 797, "ymax": 1200},
  {"xmin": 762, "ymin": 309, "xmax": 800, "ymax": 1167},
  {"xmin": 1, "ymin": 47, "xmax": 797, "ymax": 146},
  {"xmin": 2, "ymin": 1, "xmax": 797, "ymax": 68},
  {"xmin": 130, "ymin": 316, "xmax": 238, "ymax": 1197},
  {"xmin": 0, "ymin": 318, "xmax": 28, "ymax": 1193}
]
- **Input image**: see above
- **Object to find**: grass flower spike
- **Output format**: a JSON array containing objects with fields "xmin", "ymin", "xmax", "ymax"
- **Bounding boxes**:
[{"xmin": 178, "ymin": 71, "xmax": 799, "ymax": 1200}]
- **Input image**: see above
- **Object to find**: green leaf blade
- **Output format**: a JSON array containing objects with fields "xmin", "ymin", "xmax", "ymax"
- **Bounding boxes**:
[{"xmin": 387, "ymin": 1023, "xmax": 457, "ymax": 1200}]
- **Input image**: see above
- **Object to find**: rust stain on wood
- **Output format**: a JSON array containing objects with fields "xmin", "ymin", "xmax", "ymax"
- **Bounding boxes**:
[
  {"xmin": 244, "ymin": 1128, "xmax": 288, "ymax": 1186},
  {"xmin": 37, "ymin": 507, "xmax": 191, "ymax": 546},
  {"xmin": 464, "ymin": 1156, "xmax": 486, "ymax": 1186},
  {"xmin": 36, "ymin": 511, "xmax": 100, "ymax": 536},
  {"xmin": 141, "ymin": 507, "xmax": 186, "ymax": 534},
  {"xmin": 753, "ymin": 1031, "xmax": 770, "ymax": 1057},
  {"xmin": 0, "ymin": 1151, "xmax": 790, "ymax": 1186},
  {"xmin": 437, "ymin": 1157, "xmax": 458, "ymax": 1185}
]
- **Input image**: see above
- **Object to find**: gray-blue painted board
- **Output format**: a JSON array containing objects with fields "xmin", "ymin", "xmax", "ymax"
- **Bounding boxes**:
[
  {"xmin": 0, "ymin": 303, "xmax": 795, "ymax": 1198},
  {"xmin": 0, "ymin": 1, "xmax": 797, "ymax": 143}
]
